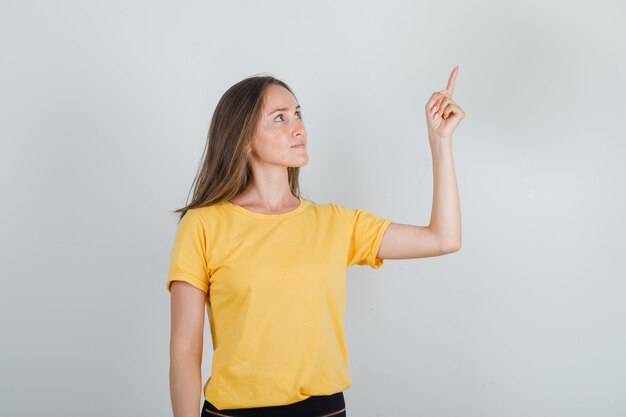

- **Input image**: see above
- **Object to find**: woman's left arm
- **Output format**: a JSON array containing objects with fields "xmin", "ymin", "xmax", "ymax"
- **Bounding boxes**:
[{"xmin": 377, "ymin": 66, "xmax": 465, "ymax": 259}]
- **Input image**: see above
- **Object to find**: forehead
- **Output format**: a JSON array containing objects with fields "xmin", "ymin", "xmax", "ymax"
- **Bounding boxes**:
[{"xmin": 262, "ymin": 84, "xmax": 298, "ymax": 109}]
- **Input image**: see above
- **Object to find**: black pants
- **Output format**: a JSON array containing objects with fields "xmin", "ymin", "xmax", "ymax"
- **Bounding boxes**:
[{"xmin": 201, "ymin": 391, "xmax": 346, "ymax": 417}]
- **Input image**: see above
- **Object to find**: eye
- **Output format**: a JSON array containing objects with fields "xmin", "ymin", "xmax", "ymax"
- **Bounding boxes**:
[{"xmin": 273, "ymin": 111, "xmax": 303, "ymax": 123}]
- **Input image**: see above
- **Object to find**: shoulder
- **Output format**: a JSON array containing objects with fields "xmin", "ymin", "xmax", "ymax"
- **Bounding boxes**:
[
  {"xmin": 305, "ymin": 199, "xmax": 352, "ymax": 216},
  {"xmin": 178, "ymin": 202, "xmax": 229, "ymax": 230},
  {"xmin": 305, "ymin": 200, "xmax": 357, "ymax": 231},
  {"xmin": 185, "ymin": 201, "xmax": 229, "ymax": 218}
]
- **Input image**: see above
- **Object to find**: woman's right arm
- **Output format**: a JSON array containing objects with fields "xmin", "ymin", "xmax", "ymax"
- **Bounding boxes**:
[{"xmin": 169, "ymin": 281, "xmax": 206, "ymax": 417}]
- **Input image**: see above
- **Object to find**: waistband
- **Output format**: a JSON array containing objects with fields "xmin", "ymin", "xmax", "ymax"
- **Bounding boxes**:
[{"xmin": 202, "ymin": 392, "xmax": 346, "ymax": 417}]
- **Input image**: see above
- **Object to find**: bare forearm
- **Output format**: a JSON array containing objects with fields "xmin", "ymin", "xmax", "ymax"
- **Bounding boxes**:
[
  {"xmin": 170, "ymin": 352, "xmax": 202, "ymax": 417},
  {"xmin": 428, "ymin": 136, "xmax": 462, "ymax": 249}
]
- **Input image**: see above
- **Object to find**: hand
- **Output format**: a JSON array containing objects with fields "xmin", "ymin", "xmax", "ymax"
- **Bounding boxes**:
[{"xmin": 425, "ymin": 65, "xmax": 465, "ymax": 140}]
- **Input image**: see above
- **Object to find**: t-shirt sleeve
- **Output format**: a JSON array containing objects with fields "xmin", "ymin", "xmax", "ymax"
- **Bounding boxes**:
[
  {"xmin": 166, "ymin": 210, "xmax": 210, "ymax": 294},
  {"xmin": 339, "ymin": 205, "xmax": 393, "ymax": 269}
]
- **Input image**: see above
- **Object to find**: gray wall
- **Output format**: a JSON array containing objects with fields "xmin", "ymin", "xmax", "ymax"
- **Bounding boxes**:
[{"xmin": 1, "ymin": 0, "xmax": 624, "ymax": 416}]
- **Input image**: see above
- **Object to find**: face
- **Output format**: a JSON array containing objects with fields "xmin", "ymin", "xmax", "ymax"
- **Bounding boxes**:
[{"xmin": 248, "ymin": 84, "xmax": 308, "ymax": 168}]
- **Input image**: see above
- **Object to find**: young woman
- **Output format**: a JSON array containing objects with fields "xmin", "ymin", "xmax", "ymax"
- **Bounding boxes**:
[{"xmin": 167, "ymin": 68, "xmax": 464, "ymax": 417}]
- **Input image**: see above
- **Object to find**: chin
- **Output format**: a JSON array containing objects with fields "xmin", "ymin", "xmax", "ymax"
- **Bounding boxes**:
[
  {"xmin": 289, "ymin": 159, "xmax": 309, "ymax": 168},
  {"xmin": 292, "ymin": 154, "xmax": 309, "ymax": 166}
]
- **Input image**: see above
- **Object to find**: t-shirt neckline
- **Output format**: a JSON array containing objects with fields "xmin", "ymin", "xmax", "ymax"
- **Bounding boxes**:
[{"xmin": 223, "ymin": 196, "xmax": 307, "ymax": 220}]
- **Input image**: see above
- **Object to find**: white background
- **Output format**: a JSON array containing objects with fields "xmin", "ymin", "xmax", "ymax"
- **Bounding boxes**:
[{"xmin": 1, "ymin": 0, "xmax": 625, "ymax": 416}]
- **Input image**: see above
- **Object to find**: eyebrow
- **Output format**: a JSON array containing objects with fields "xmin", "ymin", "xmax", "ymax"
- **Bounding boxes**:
[{"xmin": 268, "ymin": 105, "xmax": 301, "ymax": 115}]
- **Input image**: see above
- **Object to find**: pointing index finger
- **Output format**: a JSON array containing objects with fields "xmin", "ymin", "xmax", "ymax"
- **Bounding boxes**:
[{"xmin": 445, "ymin": 65, "xmax": 459, "ymax": 97}]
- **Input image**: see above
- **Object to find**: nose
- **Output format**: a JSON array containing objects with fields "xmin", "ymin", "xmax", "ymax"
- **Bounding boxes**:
[{"xmin": 292, "ymin": 118, "xmax": 305, "ymax": 136}]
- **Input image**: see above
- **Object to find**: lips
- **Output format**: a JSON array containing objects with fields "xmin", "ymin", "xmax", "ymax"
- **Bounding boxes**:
[{"xmin": 291, "ymin": 143, "xmax": 306, "ymax": 148}]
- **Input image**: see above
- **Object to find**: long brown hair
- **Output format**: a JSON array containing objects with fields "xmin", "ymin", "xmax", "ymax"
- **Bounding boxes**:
[{"xmin": 173, "ymin": 74, "xmax": 304, "ymax": 221}]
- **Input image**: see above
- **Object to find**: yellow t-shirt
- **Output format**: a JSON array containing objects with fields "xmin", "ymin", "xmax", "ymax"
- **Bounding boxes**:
[{"xmin": 166, "ymin": 196, "xmax": 392, "ymax": 410}]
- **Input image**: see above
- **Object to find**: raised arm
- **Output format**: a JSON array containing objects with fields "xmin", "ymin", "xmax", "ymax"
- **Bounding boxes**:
[{"xmin": 377, "ymin": 66, "xmax": 465, "ymax": 259}]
